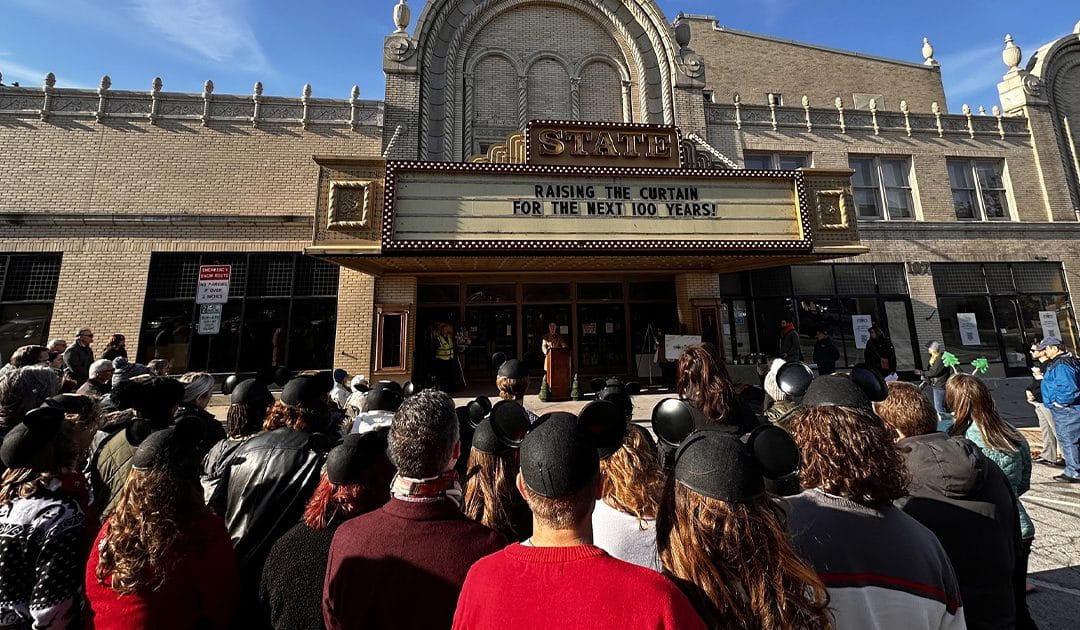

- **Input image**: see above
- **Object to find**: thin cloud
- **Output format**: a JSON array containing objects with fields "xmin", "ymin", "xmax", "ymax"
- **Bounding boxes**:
[
  {"xmin": 129, "ymin": 0, "xmax": 273, "ymax": 75},
  {"xmin": 938, "ymin": 32, "xmax": 1064, "ymax": 107},
  {"xmin": 0, "ymin": 53, "xmax": 79, "ymax": 88}
]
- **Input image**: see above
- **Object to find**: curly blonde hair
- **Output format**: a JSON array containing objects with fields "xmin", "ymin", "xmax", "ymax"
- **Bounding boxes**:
[
  {"xmin": 599, "ymin": 425, "xmax": 662, "ymax": 526},
  {"xmin": 94, "ymin": 467, "xmax": 205, "ymax": 594}
]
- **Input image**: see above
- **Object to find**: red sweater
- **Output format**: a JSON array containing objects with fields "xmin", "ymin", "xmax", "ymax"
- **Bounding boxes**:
[
  {"xmin": 452, "ymin": 543, "xmax": 706, "ymax": 630},
  {"xmin": 85, "ymin": 511, "xmax": 239, "ymax": 630}
]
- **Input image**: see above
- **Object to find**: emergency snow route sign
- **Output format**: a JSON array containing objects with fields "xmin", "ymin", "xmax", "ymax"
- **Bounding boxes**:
[{"xmin": 196, "ymin": 265, "xmax": 231, "ymax": 304}]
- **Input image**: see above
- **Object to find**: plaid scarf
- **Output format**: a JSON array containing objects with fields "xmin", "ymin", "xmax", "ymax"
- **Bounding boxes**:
[{"xmin": 391, "ymin": 470, "xmax": 463, "ymax": 508}]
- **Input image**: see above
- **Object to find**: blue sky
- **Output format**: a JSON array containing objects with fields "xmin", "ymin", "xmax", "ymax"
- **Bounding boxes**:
[{"xmin": 2, "ymin": 0, "xmax": 1076, "ymax": 112}]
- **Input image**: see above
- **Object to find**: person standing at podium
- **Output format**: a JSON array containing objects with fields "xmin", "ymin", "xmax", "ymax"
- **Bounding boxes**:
[{"xmin": 541, "ymin": 322, "xmax": 567, "ymax": 355}]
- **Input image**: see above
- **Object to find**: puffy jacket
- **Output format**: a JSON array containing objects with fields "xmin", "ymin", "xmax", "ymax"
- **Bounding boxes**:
[
  {"xmin": 212, "ymin": 427, "xmax": 329, "ymax": 583},
  {"xmin": 1041, "ymin": 354, "xmax": 1080, "ymax": 407},
  {"xmin": 896, "ymin": 432, "xmax": 1020, "ymax": 630},
  {"xmin": 964, "ymin": 424, "xmax": 1034, "ymax": 539},
  {"xmin": 89, "ymin": 418, "xmax": 169, "ymax": 517}
]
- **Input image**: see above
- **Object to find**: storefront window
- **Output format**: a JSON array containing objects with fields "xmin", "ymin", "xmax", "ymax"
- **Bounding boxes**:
[
  {"xmin": 0, "ymin": 254, "xmax": 63, "ymax": 362},
  {"xmin": 577, "ymin": 283, "xmax": 623, "ymax": 301},
  {"xmin": 931, "ymin": 262, "xmax": 1077, "ymax": 376},
  {"xmin": 138, "ymin": 253, "xmax": 339, "ymax": 375}
]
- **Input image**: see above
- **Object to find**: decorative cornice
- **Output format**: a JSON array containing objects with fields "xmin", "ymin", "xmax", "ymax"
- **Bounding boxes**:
[
  {"xmin": 0, "ymin": 84, "xmax": 383, "ymax": 129},
  {"xmin": 858, "ymin": 220, "xmax": 1080, "ymax": 235}
]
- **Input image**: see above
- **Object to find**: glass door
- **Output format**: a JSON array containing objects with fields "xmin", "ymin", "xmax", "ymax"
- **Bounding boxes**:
[
  {"xmin": 522, "ymin": 305, "xmax": 572, "ymax": 374},
  {"xmin": 993, "ymin": 297, "xmax": 1031, "ymax": 377},
  {"xmin": 463, "ymin": 306, "xmax": 516, "ymax": 375},
  {"xmin": 576, "ymin": 304, "xmax": 627, "ymax": 375}
]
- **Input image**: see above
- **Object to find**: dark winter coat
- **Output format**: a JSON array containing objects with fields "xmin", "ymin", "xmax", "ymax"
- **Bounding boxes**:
[
  {"xmin": 779, "ymin": 329, "xmax": 802, "ymax": 362},
  {"xmin": 864, "ymin": 337, "xmax": 897, "ymax": 376},
  {"xmin": 175, "ymin": 404, "xmax": 228, "ymax": 461},
  {"xmin": 896, "ymin": 432, "xmax": 1020, "ymax": 630},
  {"xmin": 813, "ymin": 337, "xmax": 841, "ymax": 374},
  {"xmin": 923, "ymin": 357, "xmax": 951, "ymax": 388},
  {"xmin": 63, "ymin": 342, "xmax": 94, "ymax": 384}
]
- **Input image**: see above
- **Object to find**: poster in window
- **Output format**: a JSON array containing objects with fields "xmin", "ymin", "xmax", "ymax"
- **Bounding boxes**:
[
  {"xmin": 852, "ymin": 314, "xmax": 873, "ymax": 349},
  {"xmin": 1039, "ymin": 310, "xmax": 1062, "ymax": 341},
  {"xmin": 665, "ymin": 335, "xmax": 701, "ymax": 360},
  {"xmin": 957, "ymin": 313, "xmax": 981, "ymax": 346},
  {"xmin": 583, "ymin": 323, "xmax": 597, "ymax": 335}
]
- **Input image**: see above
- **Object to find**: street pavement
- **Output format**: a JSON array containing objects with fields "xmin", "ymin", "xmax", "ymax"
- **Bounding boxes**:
[{"xmin": 208, "ymin": 375, "xmax": 1079, "ymax": 628}]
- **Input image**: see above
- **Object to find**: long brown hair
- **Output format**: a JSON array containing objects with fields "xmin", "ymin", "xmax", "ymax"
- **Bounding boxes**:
[
  {"xmin": 657, "ymin": 479, "xmax": 832, "ymax": 629},
  {"xmin": 789, "ymin": 405, "xmax": 909, "ymax": 507},
  {"xmin": 599, "ymin": 426, "xmax": 663, "ymax": 525},
  {"xmin": 95, "ymin": 467, "xmax": 205, "ymax": 594},
  {"xmin": 946, "ymin": 373, "xmax": 1025, "ymax": 453},
  {"xmin": 677, "ymin": 343, "xmax": 738, "ymax": 423},
  {"xmin": 463, "ymin": 448, "xmax": 521, "ymax": 539}
]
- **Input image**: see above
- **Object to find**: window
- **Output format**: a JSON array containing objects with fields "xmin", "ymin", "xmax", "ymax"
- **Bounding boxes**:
[
  {"xmin": 376, "ymin": 306, "xmax": 409, "ymax": 372},
  {"xmin": 849, "ymin": 156, "xmax": 914, "ymax": 220},
  {"xmin": 137, "ymin": 253, "xmax": 339, "ymax": 374},
  {"xmin": 743, "ymin": 152, "xmax": 809, "ymax": 170},
  {"xmin": 0, "ymin": 254, "xmax": 63, "ymax": 362},
  {"xmin": 947, "ymin": 159, "xmax": 1010, "ymax": 221}
]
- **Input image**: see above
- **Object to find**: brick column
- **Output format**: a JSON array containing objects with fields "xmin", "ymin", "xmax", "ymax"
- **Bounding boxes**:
[
  {"xmin": 48, "ymin": 245, "xmax": 152, "ymax": 350},
  {"xmin": 373, "ymin": 275, "xmax": 417, "ymax": 381},
  {"xmin": 333, "ymin": 267, "xmax": 376, "ymax": 378},
  {"xmin": 675, "ymin": 273, "xmax": 720, "ymax": 334}
]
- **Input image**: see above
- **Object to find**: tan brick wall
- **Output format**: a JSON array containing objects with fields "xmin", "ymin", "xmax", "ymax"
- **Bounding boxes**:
[
  {"xmin": 675, "ymin": 273, "xmax": 721, "ymax": 335},
  {"xmin": 0, "ymin": 119, "xmax": 380, "ymax": 217},
  {"xmin": 687, "ymin": 17, "xmax": 947, "ymax": 113},
  {"xmin": 333, "ymin": 268, "xmax": 375, "ymax": 378},
  {"xmin": 49, "ymin": 247, "xmax": 152, "ymax": 352}
]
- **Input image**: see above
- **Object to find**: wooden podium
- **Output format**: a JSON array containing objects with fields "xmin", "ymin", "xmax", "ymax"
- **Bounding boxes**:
[{"xmin": 545, "ymin": 347, "xmax": 572, "ymax": 401}]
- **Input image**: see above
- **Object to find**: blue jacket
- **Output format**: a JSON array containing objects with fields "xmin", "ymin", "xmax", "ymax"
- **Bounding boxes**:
[{"xmin": 1040, "ymin": 354, "xmax": 1080, "ymax": 407}]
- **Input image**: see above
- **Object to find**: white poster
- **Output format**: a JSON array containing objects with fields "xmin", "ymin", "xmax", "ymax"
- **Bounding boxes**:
[
  {"xmin": 664, "ymin": 334, "xmax": 701, "ymax": 360},
  {"xmin": 957, "ymin": 313, "xmax": 981, "ymax": 346},
  {"xmin": 1039, "ymin": 310, "xmax": 1062, "ymax": 340},
  {"xmin": 852, "ymin": 314, "xmax": 873, "ymax": 349}
]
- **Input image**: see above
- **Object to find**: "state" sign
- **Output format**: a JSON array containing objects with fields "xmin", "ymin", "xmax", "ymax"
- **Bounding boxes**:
[{"xmin": 196, "ymin": 265, "xmax": 231, "ymax": 304}]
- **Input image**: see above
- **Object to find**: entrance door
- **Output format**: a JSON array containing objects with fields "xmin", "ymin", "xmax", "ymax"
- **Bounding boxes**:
[
  {"xmin": 576, "ymin": 304, "xmax": 627, "ymax": 375},
  {"xmin": 522, "ymin": 305, "xmax": 572, "ymax": 373},
  {"xmin": 993, "ymin": 297, "xmax": 1031, "ymax": 376},
  {"xmin": 462, "ymin": 306, "xmax": 516, "ymax": 376}
]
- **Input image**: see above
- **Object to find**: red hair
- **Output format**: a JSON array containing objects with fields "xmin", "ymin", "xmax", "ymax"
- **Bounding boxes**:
[{"xmin": 302, "ymin": 464, "xmax": 393, "ymax": 530}]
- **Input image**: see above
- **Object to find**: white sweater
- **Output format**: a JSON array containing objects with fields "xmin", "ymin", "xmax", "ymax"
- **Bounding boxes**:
[{"xmin": 591, "ymin": 499, "xmax": 660, "ymax": 571}]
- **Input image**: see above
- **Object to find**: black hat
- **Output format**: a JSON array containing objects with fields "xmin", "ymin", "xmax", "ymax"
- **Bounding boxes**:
[
  {"xmin": 775, "ymin": 362, "xmax": 815, "ymax": 398},
  {"xmin": 473, "ymin": 400, "xmax": 531, "ymax": 453},
  {"xmin": 520, "ymin": 412, "xmax": 598, "ymax": 498},
  {"xmin": 801, "ymin": 365, "xmax": 886, "ymax": 410},
  {"xmin": 497, "ymin": 359, "xmax": 529, "ymax": 380},
  {"xmin": 491, "ymin": 352, "xmax": 507, "ymax": 369},
  {"xmin": 377, "ymin": 380, "xmax": 404, "ymax": 396},
  {"xmin": 746, "ymin": 424, "xmax": 801, "ymax": 481},
  {"xmin": 0, "ymin": 406, "xmax": 65, "ymax": 469},
  {"xmin": 466, "ymin": 396, "xmax": 492, "ymax": 428},
  {"xmin": 672, "ymin": 429, "xmax": 765, "ymax": 503},
  {"xmin": 281, "ymin": 373, "xmax": 333, "ymax": 408},
  {"xmin": 131, "ymin": 422, "xmax": 202, "ymax": 477},
  {"xmin": 402, "ymin": 380, "xmax": 418, "ymax": 398},
  {"xmin": 326, "ymin": 430, "xmax": 389, "ymax": 485},
  {"xmin": 43, "ymin": 394, "xmax": 94, "ymax": 417},
  {"xmin": 651, "ymin": 398, "xmax": 697, "ymax": 447},
  {"xmin": 273, "ymin": 366, "xmax": 292, "ymax": 387},
  {"xmin": 577, "ymin": 400, "xmax": 627, "ymax": 459},
  {"xmin": 132, "ymin": 377, "xmax": 186, "ymax": 420},
  {"xmin": 231, "ymin": 379, "xmax": 273, "ymax": 407},
  {"xmin": 222, "ymin": 374, "xmax": 241, "ymax": 395},
  {"xmin": 367, "ymin": 385, "xmax": 403, "ymax": 413}
]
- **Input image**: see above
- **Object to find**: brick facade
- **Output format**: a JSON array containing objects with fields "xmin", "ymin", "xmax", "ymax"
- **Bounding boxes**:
[{"xmin": 2, "ymin": 1, "xmax": 1078, "ymax": 381}]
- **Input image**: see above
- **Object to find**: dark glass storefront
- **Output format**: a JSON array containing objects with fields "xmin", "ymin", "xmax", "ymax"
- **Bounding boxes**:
[
  {"xmin": 416, "ymin": 278, "xmax": 678, "ymax": 379},
  {"xmin": 0, "ymin": 254, "xmax": 63, "ymax": 362},
  {"xmin": 718, "ymin": 264, "xmax": 920, "ymax": 373},
  {"xmin": 931, "ymin": 262, "xmax": 1077, "ymax": 376},
  {"xmin": 137, "ymin": 253, "xmax": 339, "ymax": 375}
]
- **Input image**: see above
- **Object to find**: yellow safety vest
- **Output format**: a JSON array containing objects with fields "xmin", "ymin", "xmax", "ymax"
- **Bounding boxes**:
[{"xmin": 435, "ymin": 334, "xmax": 454, "ymax": 360}]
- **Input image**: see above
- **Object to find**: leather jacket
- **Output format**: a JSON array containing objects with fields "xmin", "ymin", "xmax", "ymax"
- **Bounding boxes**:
[{"xmin": 212, "ymin": 427, "xmax": 330, "ymax": 580}]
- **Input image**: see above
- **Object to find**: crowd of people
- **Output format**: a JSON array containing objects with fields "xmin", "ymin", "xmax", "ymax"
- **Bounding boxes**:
[{"xmin": 0, "ymin": 324, "xmax": 1066, "ymax": 629}]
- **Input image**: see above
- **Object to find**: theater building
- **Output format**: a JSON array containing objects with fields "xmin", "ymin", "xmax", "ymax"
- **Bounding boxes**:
[{"xmin": 2, "ymin": 1, "xmax": 1080, "ymax": 383}]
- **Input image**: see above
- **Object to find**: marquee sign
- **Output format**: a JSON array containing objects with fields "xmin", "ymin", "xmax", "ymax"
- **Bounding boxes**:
[
  {"xmin": 381, "ymin": 161, "xmax": 812, "ymax": 254},
  {"xmin": 526, "ymin": 120, "xmax": 682, "ymax": 169}
]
